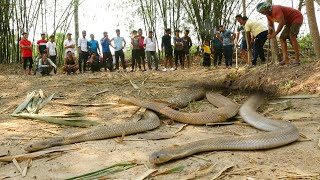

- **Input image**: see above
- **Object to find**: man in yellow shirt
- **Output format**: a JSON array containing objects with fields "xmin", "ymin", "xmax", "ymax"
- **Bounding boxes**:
[
  {"xmin": 202, "ymin": 39, "xmax": 211, "ymax": 67},
  {"xmin": 238, "ymin": 16, "xmax": 268, "ymax": 66}
]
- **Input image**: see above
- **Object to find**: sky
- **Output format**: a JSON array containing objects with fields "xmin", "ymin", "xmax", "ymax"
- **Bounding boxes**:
[{"xmin": 31, "ymin": 0, "xmax": 320, "ymax": 50}]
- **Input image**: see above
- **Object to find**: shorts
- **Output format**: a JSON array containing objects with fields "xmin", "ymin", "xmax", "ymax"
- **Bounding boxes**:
[
  {"xmin": 280, "ymin": 23, "xmax": 302, "ymax": 39},
  {"xmin": 139, "ymin": 49, "xmax": 145, "ymax": 60},
  {"xmin": 165, "ymin": 48, "xmax": 173, "ymax": 58},
  {"xmin": 240, "ymin": 39, "xmax": 247, "ymax": 50}
]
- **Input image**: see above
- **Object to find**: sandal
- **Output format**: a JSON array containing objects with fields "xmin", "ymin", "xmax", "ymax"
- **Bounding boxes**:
[{"xmin": 291, "ymin": 61, "xmax": 301, "ymax": 66}]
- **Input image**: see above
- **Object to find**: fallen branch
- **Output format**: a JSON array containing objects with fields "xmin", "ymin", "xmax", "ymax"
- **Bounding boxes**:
[
  {"xmin": 0, "ymin": 148, "xmax": 78, "ymax": 162},
  {"xmin": 133, "ymin": 168, "xmax": 157, "ymax": 180},
  {"xmin": 211, "ymin": 165, "xmax": 234, "ymax": 180},
  {"xmin": 130, "ymin": 80, "xmax": 140, "ymax": 89},
  {"xmin": 152, "ymin": 165, "xmax": 185, "ymax": 176},
  {"xmin": 12, "ymin": 158, "xmax": 23, "ymax": 174},
  {"xmin": 13, "ymin": 91, "xmax": 36, "ymax": 114},
  {"xmin": 66, "ymin": 161, "xmax": 137, "ymax": 180},
  {"xmin": 11, "ymin": 113, "xmax": 99, "ymax": 127},
  {"xmin": 94, "ymin": 89, "xmax": 109, "ymax": 96},
  {"xmin": 175, "ymin": 124, "xmax": 188, "ymax": 134},
  {"xmin": 54, "ymin": 102, "xmax": 122, "ymax": 107},
  {"xmin": 277, "ymin": 95, "xmax": 319, "ymax": 99},
  {"xmin": 22, "ymin": 159, "xmax": 31, "ymax": 177}
]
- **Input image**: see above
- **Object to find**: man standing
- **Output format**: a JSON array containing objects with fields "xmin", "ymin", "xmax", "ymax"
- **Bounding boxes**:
[
  {"xmin": 110, "ymin": 29, "xmax": 127, "ymax": 72},
  {"xmin": 46, "ymin": 34, "xmax": 57, "ymax": 74},
  {"xmin": 219, "ymin": 25, "xmax": 235, "ymax": 68},
  {"xmin": 235, "ymin": 15, "xmax": 249, "ymax": 66},
  {"xmin": 138, "ymin": 29, "xmax": 147, "ymax": 71},
  {"xmin": 64, "ymin": 32, "xmax": 76, "ymax": 57},
  {"xmin": 100, "ymin": 32, "xmax": 114, "ymax": 72},
  {"xmin": 38, "ymin": 52, "xmax": 57, "ymax": 76},
  {"xmin": 182, "ymin": 30, "xmax": 192, "ymax": 68},
  {"xmin": 19, "ymin": 32, "xmax": 33, "ymax": 75},
  {"xmin": 78, "ymin": 30, "xmax": 89, "ymax": 73},
  {"xmin": 173, "ymin": 30, "xmax": 184, "ymax": 70},
  {"xmin": 88, "ymin": 34, "xmax": 101, "ymax": 55},
  {"xmin": 37, "ymin": 33, "xmax": 48, "ymax": 56},
  {"xmin": 257, "ymin": 2, "xmax": 303, "ymax": 66},
  {"xmin": 131, "ymin": 30, "xmax": 141, "ymax": 72},
  {"xmin": 161, "ymin": 28, "xmax": 174, "ymax": 71},
  {"xmin": 239, "ymin": 16, "xmax": 268, "ymax": 66},
  {"xmin": 144, "ymin": 30, "xmax": 159, "ymax": 71},
  {"xmin": 212, "ymin": 31, "xmax": 223, "ymax": 66}
]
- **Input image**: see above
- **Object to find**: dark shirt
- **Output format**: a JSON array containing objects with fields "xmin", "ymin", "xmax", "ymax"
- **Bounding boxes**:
[
  {"xmin": 212, "ymin": 37, "xmax": 223, "ymax": 50},
  {"xmin": 162, "ymin": 34, "xmax": 172, "ymax": 51},
  {"xmin": 182, "ymin": 36, "xmax": 192, "ymax": 51},
  {"xmin": 66, "ymin": 58, "xmax": 75, "ymax": 65}
]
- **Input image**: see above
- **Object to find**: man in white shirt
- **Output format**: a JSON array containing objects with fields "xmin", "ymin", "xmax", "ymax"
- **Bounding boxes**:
[
  {"xmin": 46, "ymin": 34, "xmax": 57, "ymax": 74},
  {"xmin": 144, "ymin": 31, "xmax": 159, "ymax": 71},
  {"xmin": 78, "ymin": 30, "xmax": 89, "ymax": 73},
  {"xmin": 64, "ymin": 32, "xmax": 76, "ymax": 57},
  {"xmin": 38, "ymin": 52, "xmax": 57, "ymax": 76}
]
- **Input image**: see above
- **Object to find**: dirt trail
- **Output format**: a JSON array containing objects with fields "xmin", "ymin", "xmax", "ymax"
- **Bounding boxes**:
[{"xmin": 0, "ymin": 62, "xmax": 319, "ymax": 179}]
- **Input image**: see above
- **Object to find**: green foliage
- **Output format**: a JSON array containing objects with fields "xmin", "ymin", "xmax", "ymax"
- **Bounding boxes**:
[{"xmin": 298, "ymin": 34, "xmax": 312, "ymax": 51}]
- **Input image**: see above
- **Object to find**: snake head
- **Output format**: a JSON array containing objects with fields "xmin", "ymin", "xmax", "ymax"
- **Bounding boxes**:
[
  {"xmin": 24, "ymin": 137, "xmax": 63, "ymax": 152},
  {"xmin": 149, "ymin": 150, "xmax": 173, "ymax": 164}
]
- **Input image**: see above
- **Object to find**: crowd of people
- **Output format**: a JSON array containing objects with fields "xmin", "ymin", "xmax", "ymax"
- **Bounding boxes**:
[{"xmin": 19, "ymin": 2, "xmax": 303, "ymax": 75}]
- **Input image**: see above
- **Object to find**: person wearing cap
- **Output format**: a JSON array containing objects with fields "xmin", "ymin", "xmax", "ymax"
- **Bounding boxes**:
[
  {"xmin": 182, "ymin": 30, "xmax": 192, "ymax": 68},
  {"xmin": 161, "ymin": 28, "xmax": 174, "ymax": 71},
  {"xmin": 38, "ymin": 52, "xmax": 57, "ymax": 76},
  {"xmin": 137, "ymin": 29, "xmax": 147, "ymax": 71},
  {"xmin": 257, "ymin": 2, "xmax": 303, "ymax": 66},
  {"xmin": 63, "ymin": 51, "xmax": 79, "ymax": 75},
  {"xmin": 235, "ymin": 14, "xmax": 248, "ymax": 66},
  {"xmin": 238, "ymin": 16, "xmax": 268, "ymax": 66},
  {"xmin": 173, "ymin": 30, "xmax": 184, "ymax": 70},
  {"xmin": 131, "ymin": 30, "xmax": 142, "ymax": 72},
  {"xmin": 19, "ymin": 32, "xmax": 33, "ymax": 75},
  {"xmin": 100, "ymin": 32, "xmax": 114, "ymax": 72},
  {"xmin": 46, "ymin": 34, "xmax": 57, "ymax": 74},
  {"xmin": 78, "ymin": 30, "xmax": 89, "ymax": 73},
  {"xmin": 110, "ymin": 29, "xmax": 127, "ymax": 72},
  {"xmin": 219, "ymin": 25, "xmax": 235, "ymax": 68},
  {"xmin": 64, "ymin": 32, "xmax": 76, "ymax": 57},
  {"xmin": 212, "ymin": 31, "xmax": 223, "ymax": 66},
  {"xmin": 144, "ymin": 30, "xmax": 159, "ymax": 71}
]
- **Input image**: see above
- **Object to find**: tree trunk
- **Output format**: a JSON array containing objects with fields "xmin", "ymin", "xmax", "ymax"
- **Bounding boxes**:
[
  {"xmin": 242, "ymin": 0, "xmax": 246, "ymax": 16},
  {"xmin": 74, "ymin": 0, "xmax": 79, "ymax": 43},
  {"xmin": 306, "ymin": 0, "xmax": 320, "ymax": 59},
  {"xmin": 298, "ymin": 0, "xmax": 304, "ymax": 11},
  {"xmin": 267, "ymin": 0, "xmax": 280, "ymax": 63}
]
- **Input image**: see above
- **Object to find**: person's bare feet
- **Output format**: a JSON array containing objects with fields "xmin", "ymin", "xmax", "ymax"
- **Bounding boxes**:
[{"xmin": 280, "ymin": 60, "xmax": 289, "ymax": 66}]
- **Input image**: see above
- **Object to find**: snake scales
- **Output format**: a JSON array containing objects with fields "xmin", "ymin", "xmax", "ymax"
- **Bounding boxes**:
[
  {"xmin": 24, "ymin": 89, "xmax": 209, "ymax": 152},
  {"xmin": 149, "ymin": 94, "xmax": 299, "ymax": 164}
]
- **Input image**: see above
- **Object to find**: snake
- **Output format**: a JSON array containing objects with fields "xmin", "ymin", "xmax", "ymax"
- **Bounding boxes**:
[
  {"xmin": 119, "ymin": 91, "xmax": 239, "ymax": 125},
  {"xmin": 149, "ymin": 94, "xmax": 300, "ymax": 164},
  {"xmin": 25, "ymin": 110, "xmax": 160, "ymax": 152},
  {"xmin": 24, "ymin": 89, "xmax": 208, "ymax": 152}
]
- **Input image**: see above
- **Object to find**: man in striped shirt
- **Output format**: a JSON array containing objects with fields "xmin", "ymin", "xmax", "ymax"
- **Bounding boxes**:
[{"xmin": 238, "ymin": 16, "xmax": 268, "ymax": 66}]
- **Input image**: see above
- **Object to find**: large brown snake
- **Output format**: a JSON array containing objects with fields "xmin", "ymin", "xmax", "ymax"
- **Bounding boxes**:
[{"xmin": 149, "ymin": 94, "xmax": 299, "ymax": 164}]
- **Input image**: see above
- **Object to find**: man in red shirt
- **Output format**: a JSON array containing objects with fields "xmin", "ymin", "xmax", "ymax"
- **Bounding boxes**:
[
  {"xmin": 19, "ymin": 32, "xmax": 33, "ymax": 75},
  {"xmin": 257, "ymin": 2, "xmax": 303, "ymax": 66}
]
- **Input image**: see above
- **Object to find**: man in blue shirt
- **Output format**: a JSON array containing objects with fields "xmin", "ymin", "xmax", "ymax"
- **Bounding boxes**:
[
  {"xmin": 219, "ymin": 25, "xmax": 235, "ymax": 68},
  {"xmin": 110, "ymin": 29, "xmax": 127, "ymax": 72},
  {"xmin": 88, "ymin": 34, "xmax": 100, "ymax": 55},
  {"xmin": 100, "ymin": 32, "xmax": 114, "ymax": 72}
]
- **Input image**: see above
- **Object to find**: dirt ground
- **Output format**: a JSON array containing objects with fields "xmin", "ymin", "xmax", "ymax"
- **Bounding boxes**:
[{"xmin": 0, "ymin": 60, "xmax": 320, "ymax": 180}]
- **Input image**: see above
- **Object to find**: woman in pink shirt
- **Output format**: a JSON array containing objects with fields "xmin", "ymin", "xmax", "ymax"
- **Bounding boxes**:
[{"xmin": 257, "ymin": 2, "xmax": 303, "ymax": 66}]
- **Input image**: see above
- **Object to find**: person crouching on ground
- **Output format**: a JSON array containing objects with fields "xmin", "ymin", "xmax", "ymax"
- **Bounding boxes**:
[
  {"xmin": 257, "ymin": 2, "xmax": 303, "ymax": 66},
  {"xmin": 202, "ymin": 40, "xmax": 211, "ymax": 67},
  {"xmin": 90, "ymin": 52, "xmax": 101, "ymax": 72},
  {"xmin": 38, "ymin": 52, "xmax": 57, "ymax": 76},
  {"xmin": 63, "ymin": 51, "xmax": 79, "ymax": 75}
]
